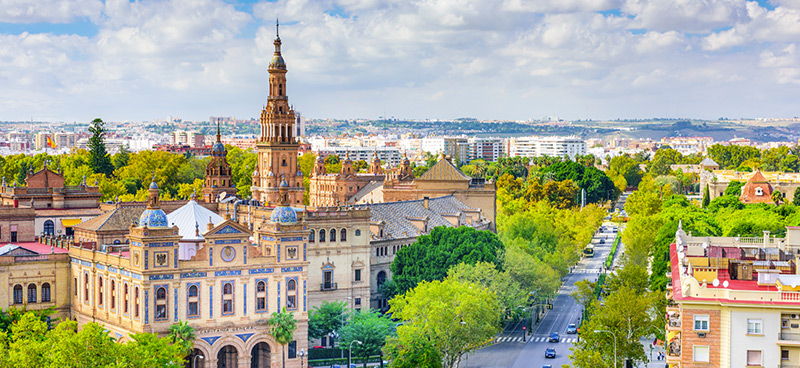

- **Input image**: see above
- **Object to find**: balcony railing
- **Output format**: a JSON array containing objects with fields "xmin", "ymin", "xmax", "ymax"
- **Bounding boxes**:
[
  {"xmin": 780, "ymin": 332, "xmax": 800, "ymax": 341},
  {"xmin": 781, "ymin": 364, "xmax": 800, "ymax": 368},
  {"xmin": 320, "ymin": 282, "xmax": 338, "ymax": 291}
]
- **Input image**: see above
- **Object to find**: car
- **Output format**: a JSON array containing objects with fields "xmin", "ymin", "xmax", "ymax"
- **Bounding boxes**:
[
  {"xmin": 545, "ymin": 348, "xmax": 556, "ymax": 358},
  {"xmin": 566, "ymin": 324, "xmax": 577, "ymax": 334},
  {"xmin": 312, "ymin": 346, "xmax": 325, "ymax": 349},
  {"xmin": 599, "ymin": 239, "xmax": 605, "ymax": 244},
  {"xmin": 549, "ymin": 332, "xmax": 560, "ymax": 342},
  {"xmin": 542, "ymin": 365, "xmax": 553, "ymax": 368}
]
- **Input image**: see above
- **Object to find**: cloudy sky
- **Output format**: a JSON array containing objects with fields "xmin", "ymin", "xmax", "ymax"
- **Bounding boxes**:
[{"xmin": 1, "ymin": 0, "xmax": 799, "ymax": 122}]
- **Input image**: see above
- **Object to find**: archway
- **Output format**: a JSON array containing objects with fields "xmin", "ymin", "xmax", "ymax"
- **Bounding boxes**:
[
  {"xmin": 216, "ymin": 345, "xmax": 237, "ymax": 368},
  {"xmin": 250, "ymin": 342, "xmax": 271, "ymax": 368},
  {"xmin": 185, "ymin": 349, "xmax": 204, "ymax": 368}
]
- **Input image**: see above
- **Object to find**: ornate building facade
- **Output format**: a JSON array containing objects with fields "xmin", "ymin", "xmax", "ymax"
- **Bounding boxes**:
[
  {"xmin": 309, "ymin": 152, "xmax": 385, "ymax": 207},
  {"xmin": 251, "ymin": 27, "xmax": 304, "ymax": 206},
  {"xmin": 204, "ymin": 125, "xmax": 236, "ymax": 203}
]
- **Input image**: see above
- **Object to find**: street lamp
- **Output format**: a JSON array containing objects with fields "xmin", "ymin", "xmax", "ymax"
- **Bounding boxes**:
[
  {"xmin": 594, "ymin": 330, "xmax": 617, "ymax": 368},
  {"xmin": 298, "ymin": 348, "xmax": 307, "ymax": 368},
  {"xmin": 192, "ymin": 354, "xmax": 204, "ymax": 368},
  {"xmin": 328, "ymin": 331, "xmax": 339, "ymax": 367},
  {"xmin": 348, "ymin": 340, "xmax": 362, "ymax": 367}
]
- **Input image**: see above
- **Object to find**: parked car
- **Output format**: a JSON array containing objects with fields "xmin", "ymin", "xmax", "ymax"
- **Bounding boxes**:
[
  {"xmin": 599, "ymin": 239, "xmax": 605, "ymax": 244},
  {"xmin": 543, "ymin": 365, "xmax": 553, "ymax": 368},
  {"xmin": 566, "ymin": 324, "xmax": 577, "ymax": 334},
  {"xmin": 545, "ymin": 348, "xmax": 556, "ymax": 358},
  {"xmin": 549, "ymin": 332, "xmax": 560, "ymax": 342}
]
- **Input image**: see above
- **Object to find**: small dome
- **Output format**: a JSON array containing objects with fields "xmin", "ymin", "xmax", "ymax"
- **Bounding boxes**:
[
  {"xmin": 149, "ymin": 181, "xmax": 159, "ymax": 190},
  {"xmin": 280, "ymin": 180, "xmax": 289, "ymax": 187},
  {"xmin": 212, "ymin": 141, "xmax": 225, "ymax": 153},
  {"xmin": 252, "ymin": 169, "xmax": 258, "ymax": 177},
  {"xmin": 270, "ymin": 206, "xmax": 297, "ymax": 224},
  {"xmin": 139, "ymin": 208, "xmax": 168, "ymax": 228},
  {"xmin": 316, "ymin": 155, "xmax": 324, "ymax": 163},
  {"xmin": 268, "ymin": 171, "xmax": 275, "ymax": 177},
  {"xmin": 270, "ymin": 55, "xmax": 286, "ymax": 69},
  {"xmin": 296, "ymin": 170, "xmax": 303, "ymax": 176}
]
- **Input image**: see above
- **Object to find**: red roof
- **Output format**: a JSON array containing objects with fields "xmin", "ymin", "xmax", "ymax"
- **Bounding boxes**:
[{"xmin": 13, "ymin": 242, "xmax": 69, "ymax": 254}]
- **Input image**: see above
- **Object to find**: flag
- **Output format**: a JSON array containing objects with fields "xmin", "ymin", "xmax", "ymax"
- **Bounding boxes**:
[{"xmin": 46, "ymin": 136, "xmax": 56, "ymax": 148}]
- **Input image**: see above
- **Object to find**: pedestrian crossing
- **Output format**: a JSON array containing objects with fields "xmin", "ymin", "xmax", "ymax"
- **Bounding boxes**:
[
  {"xmin": 571, "ymin": 269, "xmax": 601, "ymax": 274},
  {"xmin": 492, "ymin": 336, "xmax": 578, "ymax": 344}
]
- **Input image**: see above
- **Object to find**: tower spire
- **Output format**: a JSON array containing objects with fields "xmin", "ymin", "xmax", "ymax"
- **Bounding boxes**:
[
  {"xmin": 216, "ymin": 121, "xmax": 221, "ymax": 142},
  {"xmin": 276, "ymin": 17, "xmax": 279, "ymax": 38}
]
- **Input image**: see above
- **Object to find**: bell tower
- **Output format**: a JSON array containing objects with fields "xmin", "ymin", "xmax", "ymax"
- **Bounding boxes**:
[{"xmin": 251, "ymin": 21, "xmax": 305, "ymax": 205}]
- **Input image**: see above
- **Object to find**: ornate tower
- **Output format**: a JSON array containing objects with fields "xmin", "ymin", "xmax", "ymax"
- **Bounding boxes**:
[
  {"xmin": 251, "ymin": 22, "xmax": 305, "ymax": 205},
  {"xmin": 203, "ymin": 124, "xmax": 235, "ymax": 202}
]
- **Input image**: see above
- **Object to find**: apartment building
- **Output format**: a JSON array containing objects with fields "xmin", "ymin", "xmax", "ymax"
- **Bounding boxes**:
[
  {"xmin": 508, "ymin": 136, "xmax": 586, "ymax": 159},
  {"xmin": 667, "ymin": 223, "xmax": 800, "ymax": 367}
]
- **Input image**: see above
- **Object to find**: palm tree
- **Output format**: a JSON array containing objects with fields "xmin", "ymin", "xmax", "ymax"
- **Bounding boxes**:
[
  {"xmin": 167, "ymin": 321, "xmax": 196, "ymax": 358},
  {"xmin": 268, "ymin": 307, "xmax": 298, "ymax": 368}
]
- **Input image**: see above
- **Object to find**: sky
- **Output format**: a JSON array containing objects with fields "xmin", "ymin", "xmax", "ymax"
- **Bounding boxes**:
[{"xmin": 1, "ymin": 0, "xmax": 799, "ymax": 123}]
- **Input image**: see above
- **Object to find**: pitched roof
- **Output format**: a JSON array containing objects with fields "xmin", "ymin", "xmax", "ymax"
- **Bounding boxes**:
[
  {"xmin": 167, "ymin": 200, "xmax": 225, "ymax": 241},
  {"xmin": 416, "ymin": 157, "xmax": 471, "ymax": 182},
  {"xmin": 356, "ymin": 195, "xmax": 480, "ymax": 239},
  {"xmin": 700, "ymin": 157, "xmax": 718, "ymax": 167},
  {"xmin": 74, "ymin": 206, "xmax": 147, "ymax": 232},
  {"xmin": 348, "ymin": 181, "xmax": 384, "ymax": 204},
  {"xmin": 748, "ymin": 170, "xmax": 769, "ymax": 183}
]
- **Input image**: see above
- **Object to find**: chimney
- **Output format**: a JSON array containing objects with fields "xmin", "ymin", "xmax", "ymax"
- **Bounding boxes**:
[{"xmin": 423, "ymin": 196, "xmax": 429, "ymax": 209}]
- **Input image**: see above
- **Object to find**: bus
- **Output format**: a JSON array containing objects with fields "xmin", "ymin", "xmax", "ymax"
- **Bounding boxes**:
[{"xmin": 583, "ymin": 244, "xmax": 595, "ymax": 257}]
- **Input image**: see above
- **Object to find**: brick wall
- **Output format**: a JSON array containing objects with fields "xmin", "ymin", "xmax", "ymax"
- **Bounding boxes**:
[{"xmin": 682, "ymin": 308, "xmax": 721, "ymax": 367}]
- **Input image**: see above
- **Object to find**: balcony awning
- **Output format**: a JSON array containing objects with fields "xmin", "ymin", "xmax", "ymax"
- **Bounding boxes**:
[{"xmin": 60, "ymin": 219, "xmax": 82, "ymax": 227}]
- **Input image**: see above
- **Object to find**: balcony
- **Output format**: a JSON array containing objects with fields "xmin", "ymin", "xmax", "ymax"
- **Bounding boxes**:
[
  {"xmin": 320, "ymin": 282, "xmax": 338, "ymax": 291},
  {"xmin": 782, "ymin": 332, "xmax": 800, "ymax": 341},
  {"xmin": 781, "ymin": 364, "xmax": 800, "ymax": 368}
]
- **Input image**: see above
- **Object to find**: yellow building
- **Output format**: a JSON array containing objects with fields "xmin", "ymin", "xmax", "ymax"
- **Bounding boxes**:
[
  {"xmin": 0, "ymin": 242, "xmax": 71, "ymax": 320},
  {"xmin": 667, "ymin": 223, "xmax": 800, "ymax": 367}
]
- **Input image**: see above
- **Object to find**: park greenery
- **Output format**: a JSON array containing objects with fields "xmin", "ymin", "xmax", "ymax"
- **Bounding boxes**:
[{"xmin": 267, "ymin": 307, "xmax": 298, "ymax": 368}]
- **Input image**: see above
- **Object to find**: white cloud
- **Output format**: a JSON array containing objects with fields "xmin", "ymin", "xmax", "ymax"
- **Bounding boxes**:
[
  {"xmin": 622, "ymin": 0, "xmax": 749, "ymax": 33},
  {"xmin": 0, "ymin": 0, "xmax": 103, "ymax": 23}
]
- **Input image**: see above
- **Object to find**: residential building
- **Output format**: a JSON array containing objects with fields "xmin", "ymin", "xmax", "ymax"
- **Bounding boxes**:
[
  {"xmin": 666, "ymin": 222, "xmax": 800, "ymax": 367},
  {"xmin": 467, "ymin": 137, "xmax": 505, "ymax": 162},
  {"xmin": 314, "ymin": 146, "xmax": 401, "ymax": 166},
  {"xmin": 508, "ymin": 136, "xmax": 586, "ymax": 159},
  {"xmin": 660, "ymin": 136, "xmax": 714, "ymax": 155},
  {"xmin": 0, "ymin": 242, "xmax": 70, "ymax": 319},
  {"xmin": 443, "ymin": 137, "xmax": 468, "ymax": 164}
]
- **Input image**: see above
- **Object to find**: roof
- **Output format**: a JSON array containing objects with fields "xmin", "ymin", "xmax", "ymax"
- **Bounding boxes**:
[
  {"xmin": 166, "ymin": 200, "xmax": 225, "ymax": 241},
  {"xmin": 34, "ymin": 208, "xmax": 104, "ymax": 218},
  {"xmin": 0, "ymin": 242, "xmax": 69, "ymax": 255},
  {"xmin": 748, "ymin": 170, "xmax": 769, "ymax": 183},
  {"xmin": 416, "ymin": 157, "xmax": 471, "ymax": 182},
  {"xmin": 357, "ymin": 195, "xmax": 479, "ymax": 239},
  {"xmin": 348, "ymin": 181, "xmax": 384, "ymax": 204},
  {"xmin": 699, "ymin": 157, "xmax": 718, "ymax": 167},
  {"xmin": 74, "ymin": 206, "xmax": 147, "ymax": 232},
  {"xmin": 739, "ymin": 170, "xmax": 774, "ymax": 204}
]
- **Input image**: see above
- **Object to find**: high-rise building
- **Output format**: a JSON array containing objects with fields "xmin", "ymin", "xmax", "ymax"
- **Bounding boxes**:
[
  {"xmin": 508, "ymin": 136, "xmax": 586, "ymax": 159},
  {"xmin": 250, "ymin": 27, "xmax": 304, "ymax": 205}
]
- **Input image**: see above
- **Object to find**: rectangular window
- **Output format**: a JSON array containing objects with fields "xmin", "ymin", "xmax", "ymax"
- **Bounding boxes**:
[
  {"xmin": 355, "ymin": 297, "xmax": 361, "ymax": 306},
  {"xmin": 693, "ymin": 345, "xmax": 709, "ymax": 362},
  {"xmin": 288, "ymin": 341, "xmax": 297, "ymax": 359},
  {"xmin": 747, "ymin": 319, "xmax": 763, "ymax": 334},
  {"xmin": 782, "ymin": 350, "xmax": 789, "ymax": 360},
  {"xmin": 187, "ymin": 284, "xmax": 200, "ymax": 318},
  {"xmin": 222, "ymin": 281, "xmax": 234, "ymax": 316},
  {"xmin": 747, "ymin": 350, "xmax": 762, "ymax": 366},
  {"xmin": 256, "ymin": 280, "xmax": 268, "ymax": 313},
  {"xmin": 355, "ymin": 269, "xmax": 361, "ymax": 282},
  {"xmin": 694, "ymin": 314, "xmax": 709, "ymax": 331}
]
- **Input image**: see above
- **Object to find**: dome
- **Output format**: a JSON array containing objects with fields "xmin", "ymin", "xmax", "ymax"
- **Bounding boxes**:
[
  {"xmin": 139, "ymin": 208, "xmax": 168, "ymax": 228},
  {"xmin": 212, "ymin": 141, "xmax": 225, "ymax": 154},
  {"xmin": 296, "ymin": 170, "xmax": 303, "ymax": 176},
  {"xmin": 149, "ymin": 181, "xmax": 159, "ymax": 190},
  {"xmin": 280, "ymin": 180, "xmax": 289, "ymax": 187},
  {"xmin": 270, "ymin": 206, "xmax": 297, "ymax": 224},
  {"xmin": 270, "ymin": 54, "xmax": 286, "ymax": 70},
  {"xmin": 316, "ymin": 155, "xmax": 324, "ymax": 163}
]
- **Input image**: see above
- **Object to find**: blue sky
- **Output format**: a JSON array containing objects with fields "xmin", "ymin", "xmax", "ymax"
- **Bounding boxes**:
[{"xmin": 1, "ymin": 0, "xmax": 799, "ymax": 122}]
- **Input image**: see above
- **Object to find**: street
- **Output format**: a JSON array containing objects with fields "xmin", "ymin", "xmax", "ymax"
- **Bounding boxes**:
[{"xmin": 464, "ymin": 223, "xmax": 618, "ymax": 368}]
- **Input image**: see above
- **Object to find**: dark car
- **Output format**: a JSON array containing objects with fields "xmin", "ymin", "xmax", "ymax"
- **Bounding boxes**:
[
  {"xmin": 549, "ymin": 332, "xmax": 560, "ymax": 342},
  {"xmin": 599, "ymin": 238, "xmax": 605, "ymax": 244},
  {"xmin": 566, "ymin": 324, "xmax": 577, "ymax": 334},
  {"xmin": 543, "ymin": 365, "xmax": 553, "ymax": 368},
  {"xmin": 545, "ymin": 348, "xmax": 556, "ymax": 358}
]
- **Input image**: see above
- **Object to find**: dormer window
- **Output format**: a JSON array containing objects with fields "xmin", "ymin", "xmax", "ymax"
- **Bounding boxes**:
[{"xmin": 755, "ymin": 187, "xmax": 763, "ymax": 196}]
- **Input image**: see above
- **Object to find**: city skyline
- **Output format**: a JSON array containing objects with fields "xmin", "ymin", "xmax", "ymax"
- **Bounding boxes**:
[{"xmin": 1, "ymin": 0, "xmax": 800, "ymax": 123}]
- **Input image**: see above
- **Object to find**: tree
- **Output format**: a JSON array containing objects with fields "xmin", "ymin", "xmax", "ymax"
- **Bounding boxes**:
[
  {"xmin": 390, "ymin": 227, "xmax": 505, "ymax": 296},
  {"xmin": 339, "ymin": 309, "xmax": 397, "ymax": 362},
  {"xmin": 113, "ymin": 144, "xmax": 131, "ymax": 170},
  {"xmin": 647, "ymin": 148, "xmax": 683, "ymax": 176},
  {"xmin": 167, "ymin": 321, "xmax": 196, "ymax": 357},
  {"xmin": 387, "ymin": 279, "xmax": 501, "ymax": 368},
  {"xmin": 446, "ymin": 262, "xmax": 528, "ymax": 319},
  {"xmin": 308, "ymin": 300, "xmax": 347, "ymax": 341},
  {"xmin": 608, "ymin": 154, "xmax": 643, "ymax": 188},
  {"xmin": 268, "ymin": 307, "xmax": 297, "ymax": 368},
  {"xmin": 570, "ymin": 279, "xmax": 597, "ymax": 310},
  {"xmin": 702, "ymin": 184, "xmax": 710, "ymax": 207},
  {"xmin": 88, "ymin": 118, "xmax": 114, "ymax": 176},
  {"xmin": 772, "ymin": 189, "xmax": 783, "ymax": 206},
  {"xmin": 624, "ymin": 190, "xmax": 662, "ymax": 217},
  {"xmin": 383, "ymin": 329, "xmax": 442, "ymax": 368},
  {"xmin": 795, "ymin": 188, "xmax": 800, "ymax": 205},
  {"xmin": 724, "ymin": 180, "xmax": 745, "ymax": 196},
  {"xmin": 540, "ymin": 161, "xmax": 617, "ymax": 203}
]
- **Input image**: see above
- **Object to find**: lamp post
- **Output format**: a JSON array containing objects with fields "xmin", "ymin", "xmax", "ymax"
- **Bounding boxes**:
[
  {"xmin": 328, "ymin": 331, "xmax": 340, "ymax": 367},
  {"xmin": 192, "ymin": 354, "xmax": 204, "ymax": 368},
  {"xmin": 348, "ymin": 340, "xmax": 362, "ymax": 367},
  {"xmin": 298, "ymin": 348, "xmax": 306, "ymax": 368},
  {"xmin": 460, "ymin": 321, "xmax": 468, "ymax": 367},
  {"xmin": 594, "ymin": 330, "xmax": 617, "ymax": 368},
  {"xmin": 341, "ymin": 297, "xmax": 352, "ymax": 360}
]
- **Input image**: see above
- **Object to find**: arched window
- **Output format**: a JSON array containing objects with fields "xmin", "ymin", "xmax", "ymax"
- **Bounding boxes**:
[
  {"xmin": 309, "ymin": 230, "xmax": 315, "ymax": 243},
  {"xmin": 355, "ymin": 229, "xmax": 361, "ymax": 236},
  {"xmin": 41, "ymin": 283, "xmax": 51, "ymax": 302},
  {"xmin": 97, "ymin": 277, "xmax": 104, "ymax": 307},
  {"xmin": 73, "ymin": 277, "xmax": 78, "ymax": 296},
  {"xmin": 377, "ymin": 271, "xmax": 387, "ymax": 288},
  {"xmin": 43, "ymin": 220, "xmax": 55, "ymax": 235},
  {"xmin": 134, "ymin": 286, "xmax": 140, "ymax": 318},
  {"xmin": 256, "ymin": 281, "xmax": 267, "ymax": 312},
  {"xmin": 110, "ymin": 280, "xmax": 116, "ymax": 310},
  {"xmin": 340, "ymin": 229, "xmax": 347, "ymax": 242},
  {"xmin": 124, "ymin": 283, "xmax": 129, "ymax": 314},
  {"xmin": 113, "ymin": 239, "xmax": 121, "ymax": 244},
  {"xmin": 187, "ymin": 285, "xmax": 199, "ymax": 317},
  {"xmin": 319, "ymin": 229, "xmax": 325, "ymax": 242},
  {"xmin": 330, "ymin": 229, "xmax": 336, "ymax": 242},
  {"xmin": 222, "ymin": 282, "xmax": 234, "ymax": 315},
  {"xmin": 282, "ymin": 158, "xmax": 287, "ymax": 167},
  {"xmin": 13, "ymin": 285, "xmax": 23, "ymax": 304},
  {"xmin": 84, "ymin": 273, "xmax": 89, "ymax": 302},
  {"xmin": 286, "ymin": 279, "xmax": 297, "ymax": 309},
  {"xmin": 155, "ymin": 287, "xmax": 167, "ymax": 320},
  {"xmin": 27, "ymin": 284, "xmax": 37, "ymax": 303}
]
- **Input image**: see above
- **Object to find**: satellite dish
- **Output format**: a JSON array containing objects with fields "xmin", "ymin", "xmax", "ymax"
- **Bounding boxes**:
[
  {"xmin": 723, "ymin": 281, "xmax": 729, "ymax": 288},
  {"xmin": 702, "ymin": 242, "xmax": 708, "ymax": 249},
  {"xmin": 712, "ymin": 279, "xmax": 719, "ymax": 287}
]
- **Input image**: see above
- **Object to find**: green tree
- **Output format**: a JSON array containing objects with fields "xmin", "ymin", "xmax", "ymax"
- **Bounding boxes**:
[
  {"xmin": 647, "ymin": 148, "xmax": 683, "ymax": 176},
  {"xmin": 390, "ymin": 227, "xmax": 505, "ymax": 296},
  {"xmin": 608, "ymin": 154, "xmax": 643, "ymax": 187},
  {"xmin": 702, "ymin": 184, "xmax": 710, "ymax": 207},
  {"xmin": 446, "ymin": 262, "xmax": 528, "ymax": 319},
  {"xmin": 624, "ymin": 190, "xmax": 662, "ymax": 217},
  {"xmin": 308, "ymin": 300, "xmax": 347, "ymax": 341},
  {"xmin": 383, "ymin": 329, "xmax": 442, "ymax": 368},
  {"xmin": 113, "ymin": 144, "xmax": 131, "ymax": 170},
  {"xmin": 87, "ymin": 118, "xmax": 114, "ymax": 176},
  {"xmin": 724, "ymin": 180, "xmax": 745, "ymax": 196},
  {"xmin": 772, "ymin": 190, "xmax": 783, "ymax": 206},
  {"xmin": 339, "ymin": 309, "xmax": 397, "ymax": 361},
  {"xmin": 388, "ymin": 279, "xmax": 501, "ymax": 368},
  {"xmin": 540, "ymin": 161, "xmax": 618, "ymax": 203},
  {"xmin": 167, "ymin": 320, "xmax": 196, "ymax": 357},
  {"xmin": 795, "ymin": 189, "xmax": 800, "ymax": 205},
  {"xmin": 16, "ymin": 161, "xmax": 28, "ymax": 185},
  {"xmin": 268, "ymin": 307, "xmax": 298, "ymax": 368}
]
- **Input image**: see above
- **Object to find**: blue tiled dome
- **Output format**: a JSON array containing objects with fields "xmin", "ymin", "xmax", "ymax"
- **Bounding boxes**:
[
  {"xmin": 280, "ymin": 180, "xmax": 289, "ymax": 187},
  {"xmin": 139, "ymin": 208, "xmax": 169, "ymax": 228},
  {"xmin": 149, "ymin": 181, "xmax": 159, "ymax": 190},
  {"xmin": 212, "ymin": 141, "xmax": 225, "ymax": 153},
  {"xmin": 270, "ymin": 206, "xmax": 297, "ymax": 224}
]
